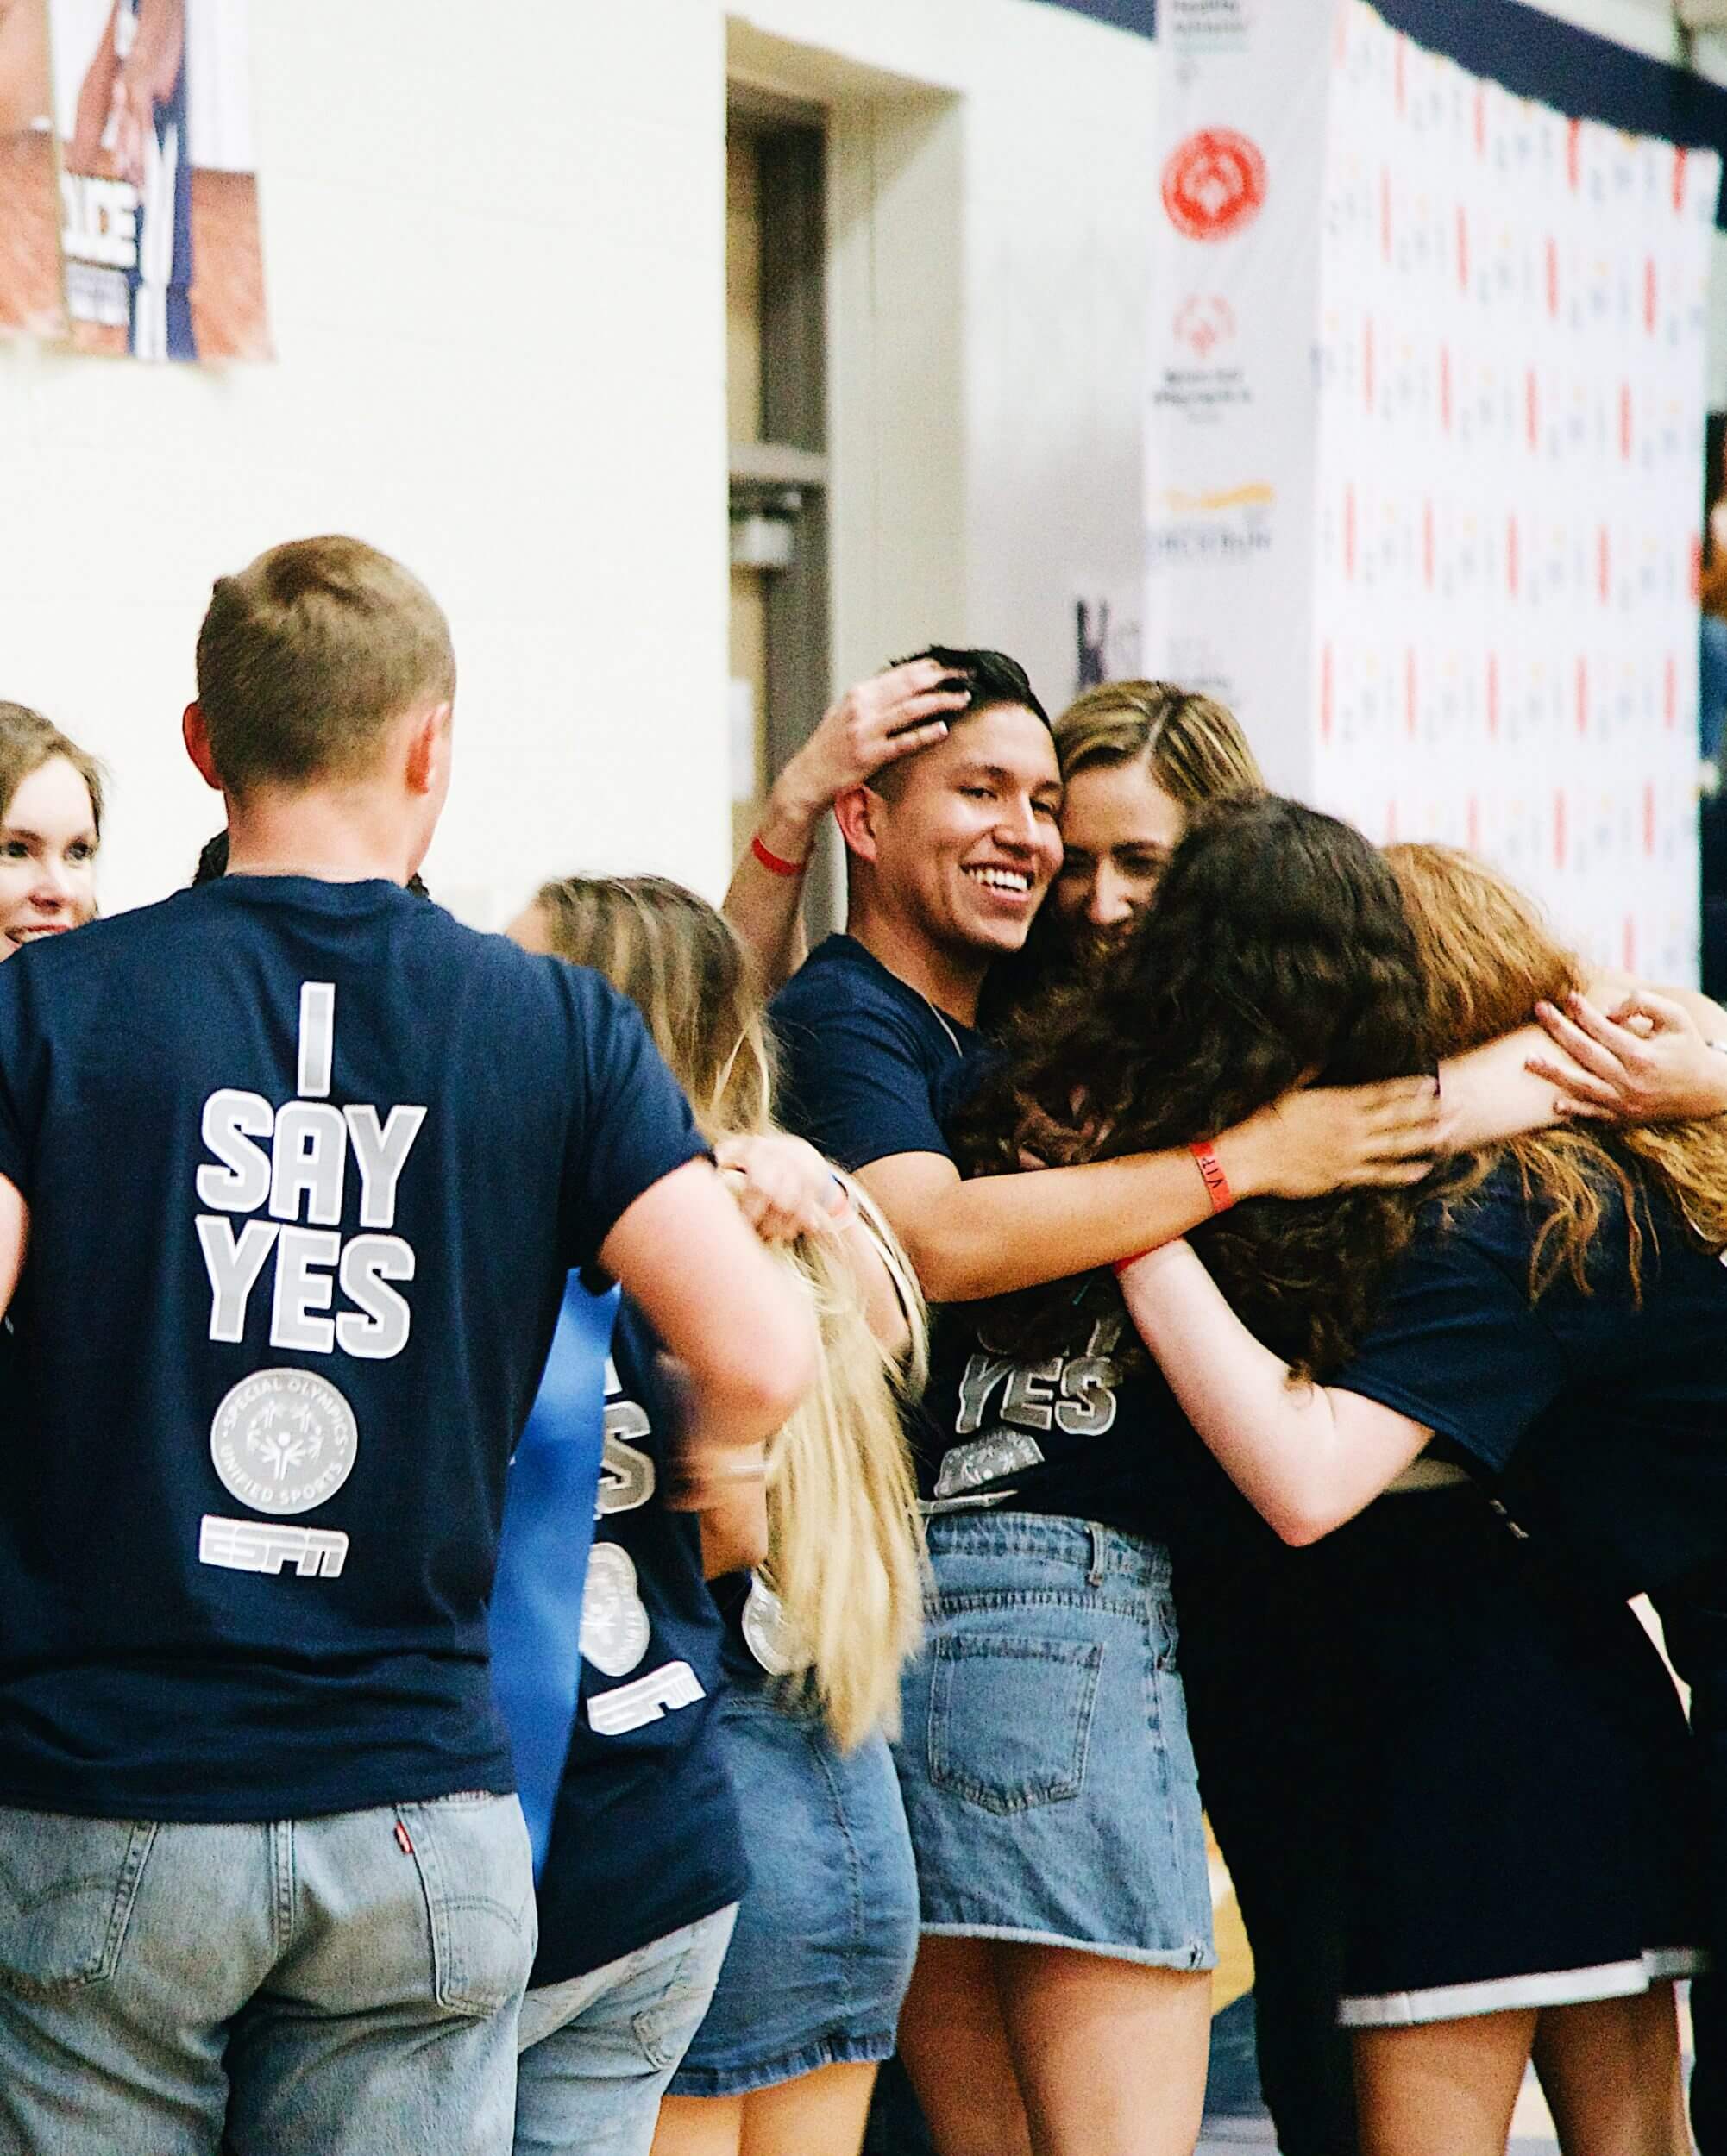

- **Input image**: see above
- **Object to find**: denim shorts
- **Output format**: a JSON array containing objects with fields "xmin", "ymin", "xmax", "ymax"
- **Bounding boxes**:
[
  {"xmin": 668, "ymin": 1690, "xmax": 920, "ymax": 2095},
  {"xmin": 893, "ymin": 1512, "xmax": 1214, "ymax": 1969}
]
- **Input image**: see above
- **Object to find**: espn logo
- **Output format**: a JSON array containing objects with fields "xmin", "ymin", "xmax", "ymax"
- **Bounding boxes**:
[
  {"xmin": 199, "ymin": 1514, "xmax": 349, "ymax": 1578},
  {"xmin": 587, "ymin": 1661, "xmax": 705, "ymax": 1736}
]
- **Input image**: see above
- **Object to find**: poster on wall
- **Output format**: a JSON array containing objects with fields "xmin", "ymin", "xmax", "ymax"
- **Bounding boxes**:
[
  {"xmin": 0, "ymin": 0, "xmax": 62, "ymax": 336},
  {"xmin": 0, "ymin": 0, "xmax": 268, "ymax": 360}
]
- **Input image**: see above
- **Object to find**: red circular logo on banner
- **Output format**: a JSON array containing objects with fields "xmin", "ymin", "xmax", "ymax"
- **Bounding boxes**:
[{"xmin": 1161, "ymin": 128, "xmax": 1267, "ymax": 241}]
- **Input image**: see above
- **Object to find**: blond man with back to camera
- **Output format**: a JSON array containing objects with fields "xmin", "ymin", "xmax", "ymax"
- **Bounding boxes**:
[{"xmin": 0, "ymin": 535, "xmax": 817, "ymax": 2156}]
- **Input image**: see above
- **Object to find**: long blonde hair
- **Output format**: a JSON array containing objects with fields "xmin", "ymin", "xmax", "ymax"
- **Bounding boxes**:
[
  {"xmin": 1387, "ymin": 844, "xmax": 1727, "ymax": 1292},
  {"xmin": 531, "ymin": 873, "xmax": 928, "ymax": 1747}
]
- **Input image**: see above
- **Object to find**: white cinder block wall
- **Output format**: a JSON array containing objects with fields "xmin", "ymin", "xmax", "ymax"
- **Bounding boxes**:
[
  {"xmin": 3, "ymin": 1, "xmax": 733, "ymax": 925},
  {"xmin": 0, "ymin": 0, "xmax": 1155, "ymax": 928},
  {"xmin": 0, "ymin": 0, "xmax": 1715, "ymax": 924}
]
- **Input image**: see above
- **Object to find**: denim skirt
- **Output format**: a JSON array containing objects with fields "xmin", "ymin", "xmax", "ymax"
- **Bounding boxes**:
[
  {"xmin": 893, "ymin": 1511, "xmax": 1214, "ymax": 1968},
  {"xmin": 668, "ymin": 1689, "xmax": 920, "ymax": 2095}
]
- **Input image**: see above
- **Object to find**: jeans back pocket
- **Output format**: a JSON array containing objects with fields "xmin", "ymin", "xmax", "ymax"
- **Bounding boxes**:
[
  {"xmin": 399, "ymin": 1794, "xmax": 536, "ymax": 2018},
  {"xmin": 0, "ymin": 1809, "xmax": 157, "ymax": 1999},
  {"xmin": 926, "ymin": 1635, "xmax": 1102, "ymax": 1815}
]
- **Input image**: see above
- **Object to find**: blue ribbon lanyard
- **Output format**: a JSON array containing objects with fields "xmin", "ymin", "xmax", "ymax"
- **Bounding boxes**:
[{"xmin": 490, "ymin": 1274, "xmax": 619, "ymax": 1879}]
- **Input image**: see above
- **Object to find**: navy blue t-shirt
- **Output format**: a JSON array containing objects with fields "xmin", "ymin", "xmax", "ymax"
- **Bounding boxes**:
[
  {"xmin": 1336, "ymin": 1157, "xmax": 1727, "ymax": 1599},
  {"xmin": 912, "ymin": 1291, "xmax": 1173, "ymax": 1539},
  {"xmin": 908, "ymin": 1282, "xmax": 1279, "ymax": 1557},
  {"xmin": 0, "ymin": 877, "xmax": 706, "ymax": 1821},
  {"xmin": 532, "ymin": 1301, "xmax": 746, "ymax": 1987},
  {"xmin": 771, "ymin": 934, "xmax": 991, "ymax": 1173},
  {"xmin": 771, "ymin": 935, "xmax": 1209, "ymax": 1547}
]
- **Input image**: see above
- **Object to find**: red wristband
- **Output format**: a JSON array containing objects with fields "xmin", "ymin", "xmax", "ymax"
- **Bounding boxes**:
[
  {"xmin": 1190, "ymin": 1139, "xmax": 1234, "ymax": 1214},
  {"xmin": 751, "ymin": 832, "xmax": 807, "ymax": 878}
]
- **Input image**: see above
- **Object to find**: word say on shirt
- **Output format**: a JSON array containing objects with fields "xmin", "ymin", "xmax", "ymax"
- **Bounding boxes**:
[
  {"xmin": 194, "ymin": 984, "xmax": 427, "ymax": 1359},
  {"xmin": 582, "ymin": 1355, "xmax": 706, "ymax": 1733},
  {"xmin": 935, "ymin": 1314, "xmax": 1125, "ymax": 1504},
  {"xmin": 194, "ymin": 984, "xmax": 426, "ymax": 1582}
]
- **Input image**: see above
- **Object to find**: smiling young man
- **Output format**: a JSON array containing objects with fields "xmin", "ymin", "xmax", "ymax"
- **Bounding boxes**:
[{"xmin": 765, "ymin": 648, "xmax": 1442, "ymax": 1307}]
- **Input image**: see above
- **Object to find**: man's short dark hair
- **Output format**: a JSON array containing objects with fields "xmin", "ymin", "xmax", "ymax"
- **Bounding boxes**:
[{"xmin": 893, "ymin": 646, "xmax": 1051, "ymax": 730}]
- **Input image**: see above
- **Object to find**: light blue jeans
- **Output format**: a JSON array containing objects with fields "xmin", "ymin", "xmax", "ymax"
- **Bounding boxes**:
[
  {"xmin": 0, "ymin": 1792, "xmax": 535, "ymax": 2156},
  {"xmin": 514, "ymin": 1904, "xmax": 738, "ymax": 2155}
]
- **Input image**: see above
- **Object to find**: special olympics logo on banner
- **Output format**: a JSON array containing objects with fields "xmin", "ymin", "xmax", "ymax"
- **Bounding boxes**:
[
  {"xmin": 1174, "ymin": 294, "xmax": 1236, "ymax": 358},
  {"xmin": 1162, "ymin": 129, "xmax": 1267, "ymax": 242}
]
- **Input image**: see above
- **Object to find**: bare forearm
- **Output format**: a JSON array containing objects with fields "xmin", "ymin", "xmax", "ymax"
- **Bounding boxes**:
[
  {"xmin": 721, "ymin": 856, "xmax": 808, "ymax": 996},
  {"xmin": 600, "ymin": 1162, "xmax": 819, "ymax": 1447},
  {"xmin": 864, "ymin": 1078, "xmax": 1442, "ymax": 1303},
  {"xmin": 721, "ymin": 787, "xmax": 821, "ymax": 993},
  {"xmin": 1439, "ymin": 1025, "xmax": 1563, "ymax": 1148},
  {"xmin": 876, "ymin": 1148, "xmax": 1219, "ymax": 1303},
  {"xmin": 1119, "ymin": 1248, "xmax": 1414, "ymax": 1540}
]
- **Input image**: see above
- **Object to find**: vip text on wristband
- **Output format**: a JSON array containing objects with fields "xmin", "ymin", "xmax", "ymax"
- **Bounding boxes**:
[{"xmin": 1190, "ymin": 1139, "xmax": 1234, "ymax": 1213}]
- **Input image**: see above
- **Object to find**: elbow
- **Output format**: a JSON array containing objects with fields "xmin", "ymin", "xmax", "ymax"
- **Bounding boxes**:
[
  {"xmin": 1265, "ymin": 1495, "xmax": 1346, "ymax": 1549},
  {"xmin": 896, "ymin": 1231, "xmax": 982, "ymax": 1306},
  {"xmin": 876, "ymin": 1305, "xmax": 914, "ymax": 1363},
  {"xmin": 740, "ymin": 1305, "xmax": 821, "ymax": 1432}
]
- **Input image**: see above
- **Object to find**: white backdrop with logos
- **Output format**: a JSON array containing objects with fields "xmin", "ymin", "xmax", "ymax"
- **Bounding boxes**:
[{"xmin": 1146, "ymin": 0, "xmax": 1718, "ymax": 978}]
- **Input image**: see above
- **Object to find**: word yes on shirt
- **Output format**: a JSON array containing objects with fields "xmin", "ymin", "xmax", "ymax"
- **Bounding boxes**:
[{"xmin": 192, "ymin": 984, "xmax": 426, "ymax": 1361}]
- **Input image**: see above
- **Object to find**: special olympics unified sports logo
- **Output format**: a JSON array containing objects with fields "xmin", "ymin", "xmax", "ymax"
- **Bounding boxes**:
[
  {"xmin": 581, "ymin": 1543, "xmax": 652, "ymax": 1678},
  {"xmin": 1162, "ymin": 128, "xmax": 1267, "ymax": 241},
  {"xmin": 210, "ymin": 1368, "xmax": 359, "ymax": 1516}
]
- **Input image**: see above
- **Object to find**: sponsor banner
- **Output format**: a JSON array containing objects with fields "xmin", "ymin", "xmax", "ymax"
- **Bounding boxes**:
[
  {"xmin": 1146, "ymin": 0, "xmax": 1716, "ymax": 977},
  {"xmin": 1373, "ymin": 0, "xmax": 1727, "ymax": 223},
  {"xmin": 1144, "ymin": 0, "xmax": 1334, "ymax": 793},
  {"xmin": 0, "ymin": 0, "xmax": 269, "ymax": 360},
  {"xmin": 1312, "ymin": 2, "xmax": 1716, "ymax": 977}
]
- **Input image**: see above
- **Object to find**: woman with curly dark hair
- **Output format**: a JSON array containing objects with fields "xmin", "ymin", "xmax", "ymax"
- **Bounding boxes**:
[
  {"xmin": 1022, "ymin": 813, "xmax": 1720, "ymax": 2156},
  {"xmin": 890, "ymin": 793, "xmax": 1441, "ymax": 2156}
]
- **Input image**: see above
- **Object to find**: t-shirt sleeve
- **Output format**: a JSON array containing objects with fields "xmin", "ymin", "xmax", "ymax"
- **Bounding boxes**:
[
  {"xmin": 0, "ymin": 960, "xmax": 39, "ymax": 1200},
  {"xmin": 774, "ymin": 992, "xmax": 953, "ymax": 1173},
  {"xmin": 553, "ymin": 965, "xmax": 709, "ymax": 1273},
  {"xmin": 1334, "ymin": 1225, "xmax": 1569, "ymax": 1475}
]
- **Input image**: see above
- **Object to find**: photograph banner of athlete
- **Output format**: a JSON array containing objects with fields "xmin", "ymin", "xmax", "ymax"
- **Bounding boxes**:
[{"xmin": 0, "ymin": 0, "xmax": 270, "ymax": 362}]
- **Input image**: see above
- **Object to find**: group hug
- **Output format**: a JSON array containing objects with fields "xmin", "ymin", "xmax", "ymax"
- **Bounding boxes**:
[{"xmin": 0, "ymin": 533, "xmax": 1725, "ymax": 2156}]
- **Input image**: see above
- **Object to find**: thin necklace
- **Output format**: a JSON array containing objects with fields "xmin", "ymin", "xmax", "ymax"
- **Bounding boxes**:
[{"xmin": 919, "ymin": 993, "xmax": 966, "ymax": 1059}]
